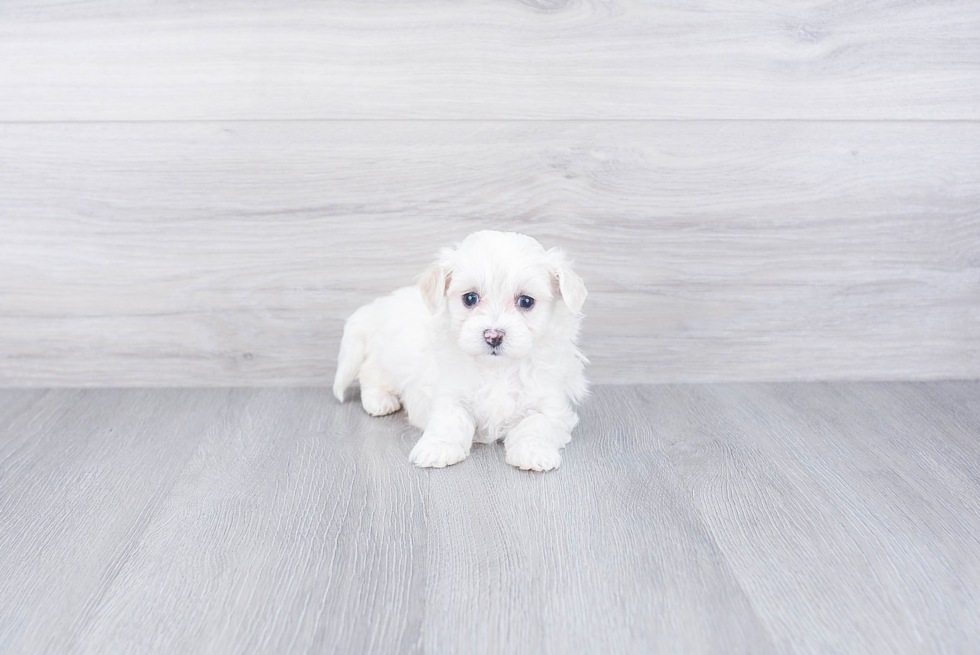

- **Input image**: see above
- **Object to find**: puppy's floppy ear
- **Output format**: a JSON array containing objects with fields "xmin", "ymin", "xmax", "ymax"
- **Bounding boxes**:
[
  {"xmin": 547, "ymin": 247, "xmax": 588, "ymax": 313},
  {"xmin": 418, "ymin": 252, "xmax": 453, "ymax": 312}
]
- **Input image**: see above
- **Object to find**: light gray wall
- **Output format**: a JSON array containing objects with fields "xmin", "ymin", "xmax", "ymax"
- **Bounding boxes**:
[{"xmin": 1, "ymin": 1, "xmax": 977, "ymax": 385}]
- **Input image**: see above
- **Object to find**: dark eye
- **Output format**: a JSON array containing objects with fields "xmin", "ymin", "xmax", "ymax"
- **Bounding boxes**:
[
  {"xmin": 517, "ymin": 295, "xmax": 535, "ymax": 309},
  {"xmin": 463, "ymin": 292, "xmax": 480, "ymax": 307}
]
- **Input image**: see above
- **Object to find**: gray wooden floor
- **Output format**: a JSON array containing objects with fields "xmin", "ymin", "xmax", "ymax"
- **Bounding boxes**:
[{"xmin": 2, "ymin": 383, "xmax": 978, "ymax": 654}]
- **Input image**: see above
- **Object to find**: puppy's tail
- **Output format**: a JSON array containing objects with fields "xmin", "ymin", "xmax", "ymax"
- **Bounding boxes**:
[{"xmin": 333, "ymin": 309, "xmax": 369, "ymax": 402}]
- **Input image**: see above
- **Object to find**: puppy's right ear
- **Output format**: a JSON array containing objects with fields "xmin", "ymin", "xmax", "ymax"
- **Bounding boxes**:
[{"xmin": 419, "ymin": 258, "xmax": 452, "ymax": 312}]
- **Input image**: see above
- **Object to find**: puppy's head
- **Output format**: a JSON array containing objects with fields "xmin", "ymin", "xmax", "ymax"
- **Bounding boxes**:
[{"xmin": 419, "ymin": 230, "xmax": 587, "ymax": 360}]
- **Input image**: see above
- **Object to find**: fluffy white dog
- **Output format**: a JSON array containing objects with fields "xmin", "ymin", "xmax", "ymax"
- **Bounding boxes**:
[{"xmin": 333, "ymin": 230, "xmax": 588, "ymax": 471}]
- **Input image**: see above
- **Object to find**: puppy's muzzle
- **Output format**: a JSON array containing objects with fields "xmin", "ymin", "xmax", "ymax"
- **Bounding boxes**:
[{"xmin": 484, "ymin": 329, "xmax": 505, "ymax": 348}]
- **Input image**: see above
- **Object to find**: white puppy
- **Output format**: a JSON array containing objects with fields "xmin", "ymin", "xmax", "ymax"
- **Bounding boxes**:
[{"xmin": 333, "ymin": 230, "xmax": 588, "ymax": 471}]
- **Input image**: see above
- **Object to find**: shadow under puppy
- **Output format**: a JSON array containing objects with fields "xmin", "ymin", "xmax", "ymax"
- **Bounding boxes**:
[{"xmin": 333, "ymin": 230, "xmax": 588, "ymax": 471}]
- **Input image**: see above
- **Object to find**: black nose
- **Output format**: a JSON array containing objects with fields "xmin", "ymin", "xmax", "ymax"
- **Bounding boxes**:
[{"xmin": 484, "ymin": 329, "xmax": 504, "ymax": 348}]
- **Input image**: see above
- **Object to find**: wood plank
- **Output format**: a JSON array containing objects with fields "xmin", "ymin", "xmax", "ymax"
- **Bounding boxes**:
[
  {"xmin": 421, "ymin": 384, "xmax": 775, "ymax": 654},
  {"xmin": 0, "ymin": 121, "xmax": 977, "ymax": 386},
  {"xmin": 645, "ymin": 383, "xmax": 980, "ymax": 652},
  {"xmin": 8, "ymin": 387, "xmax": 775, "ymax": 654},
  {"xmin": 916, "ymin": 380, "xmax": 980, "ymax": 431},
  {"xmin": 0, "ymin": 0, "xmax": 978, "ymax": 120},
  {"xmin": 2, "ymin": 384, "xmax": 979, "ymax": 652},
  {"xmin": 64, "ymin": 388, "xmax": 429, "ymax": 654},
  {"xmin": 0, "ymin": 389, "xmax": 213, "ymax": 654}
]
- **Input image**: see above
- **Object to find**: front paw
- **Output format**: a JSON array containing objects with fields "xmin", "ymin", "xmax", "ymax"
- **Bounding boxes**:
[
  {"xmin": 505, "ymin": 440, "xmax": 562, "ymax": 472},
  {"xmin": 409, "ymin": 437, "xmax": 469, "ymax": 468}
]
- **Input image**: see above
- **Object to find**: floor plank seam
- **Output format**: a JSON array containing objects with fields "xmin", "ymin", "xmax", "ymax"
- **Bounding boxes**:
[{"xmin": 61, "ymin": 395, "xmax": 221, "ymax": 651}]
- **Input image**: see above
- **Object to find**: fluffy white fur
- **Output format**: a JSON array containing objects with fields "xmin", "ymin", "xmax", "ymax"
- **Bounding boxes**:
[{"xmin": 333, "ymin": 230, "xmax": 588, "ymax": 471}]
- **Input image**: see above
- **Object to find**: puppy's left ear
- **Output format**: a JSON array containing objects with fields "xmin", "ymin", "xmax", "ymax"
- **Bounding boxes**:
[
  {"xmin": 547, "ymin": 248, "xmax": 588, "ymax": 313},
  {"xmin": 418, "ymin": 252, "xmax": 453, "ymax": 312}
]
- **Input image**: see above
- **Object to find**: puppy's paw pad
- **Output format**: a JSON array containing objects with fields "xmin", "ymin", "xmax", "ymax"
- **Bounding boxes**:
[
  {"xmin": 506, "ymin": 441, "xmax": 562, "ymax": 472},
  {"xmin": 409, "ymin": 439, "xmax": 469, "ymax": 468},
  {"xmin": 361, "ymin": 387, "xmax": 401, "ymax": 417}
]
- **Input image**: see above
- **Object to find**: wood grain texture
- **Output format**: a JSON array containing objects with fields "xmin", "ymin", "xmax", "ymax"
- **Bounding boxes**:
[
  {"xmin": 67, "ymin": 389, "xmax": 429, "ymax": 654},
  {"xmin": 0, "ymin": 0, "xmax": 978, "ymax": 120},
  {"xmin": 1, "ymin": 121, "xmax": 977, "ymax": 385},
  {"xmin": 643, "ymin": 382, "xmax": 980, "ymax": 653},
  {"xmin": 0, "ymin": 390, "xmax": 214, "ymax": 654},
  {"xmin": 1, "ymin": 383, "xmax": 979, "ymax": 653},
  {"xmin": 421, "ymin": 385, "xmax": 773, "ymax": 654}
]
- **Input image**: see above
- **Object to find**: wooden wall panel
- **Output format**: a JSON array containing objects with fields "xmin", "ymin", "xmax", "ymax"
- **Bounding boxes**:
[
  {"xmin": 0, "ymin": 0, "xmax": 977, "ymax": 120},
  {"xmin": 1, "ymin": 121, "xmax": 976, "ymax": 385}
]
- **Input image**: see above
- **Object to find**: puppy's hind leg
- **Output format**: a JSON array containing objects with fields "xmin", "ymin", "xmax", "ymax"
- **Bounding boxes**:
[{"xmin": 360, "ymin": 383, "xmax": 402, "ymax": 417}]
